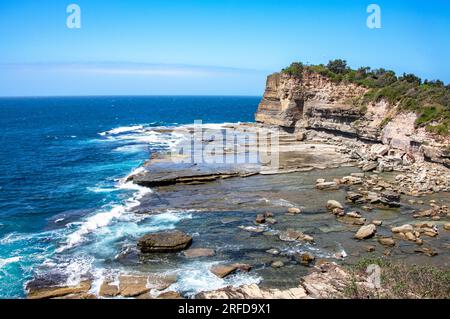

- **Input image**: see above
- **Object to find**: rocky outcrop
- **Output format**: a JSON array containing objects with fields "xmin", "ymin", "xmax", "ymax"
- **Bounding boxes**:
[
  {"xmin": 138, "ymin": 230, "xmax": 192, "ymax": 253},
  {"xmin": 255, "ymin": 70, "xmax": 450, "ymax": 165},
  {"xmin": 196, "ymin": 262, "xmax": 376, "ymax": 299}
]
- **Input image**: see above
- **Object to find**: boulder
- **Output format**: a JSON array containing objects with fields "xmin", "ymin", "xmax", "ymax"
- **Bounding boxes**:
[
  {"xmin": 147, "ymin": 274, "xmax": 178, "ymax": 290},
  {"xmin": 346, "ymin": 192, "xmax": 363, "ymax": 202},
  {"xmin": 183, "ymin": 248, "xmax": 215, "ymax": 258},
  {"xmin": 362, "ymin": 162, "xmax": 378, "ymax": 172},
  {"xmin": 316, "ymin": 182, "xmax": 339, "ymax": 190},
  {"xmin": 119, "ymin": 275, "xmax": 150, "ymax": 297},
  {"xmin": 295, "ymin": 252, "xmax": 315, "ymax": 265},
  {"xmin": 372, "ymin": 220, "xmax": 383, "ymax": 226},
  {"xmin": 271, "ymin": 261, "xmax": 284, "ymax": 268},
  {"xmin": 326, "ymin": 200, "xmax": 343, "ymax": 210},
  {"xmin": 138, "ymin": 230, "xmax": 192, "ymax": 253},
  {"xmin": 266, "ymin": 248, "xmax": 280, "ymax": 255},
  {"xmin": 391, "ymin": 224, "xmax": 414, "ymax": 234},
  {"xmin": 444, "ymin": 223, "xmax": 450, "ymax": 231},
  {"xmin": 287, "ymin": 207, "xmax": 302, "ymax": 214},
  {"xmin": 255, "ymin": 214, "xmax": 266, "ymax": 224},
  {"xmin": 99, "ymin": 281, "xmax": 119, "ymax": 297},
  {"xmin": 370, "ymin": 144, "xmax": 389, "ymax": 157},
  {"xmin": 354, "ymin": 224, "xmax": 376, "ymax": 240},
  {"xmin": 210, "ymin": 264, "xmax": 238, "ymax": 278},
  {"xmin": 346, "ymin": 211, "xmax": 362, "ymax": 218},
  {"xmin": 279, "ymin": 229, "xmax": 314, "ymax": 242}
]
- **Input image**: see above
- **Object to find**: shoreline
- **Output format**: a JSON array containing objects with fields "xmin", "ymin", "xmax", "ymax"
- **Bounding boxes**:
[{"xmin": 24, "ymin": 121, "xmax": 450, "ymax": 299}]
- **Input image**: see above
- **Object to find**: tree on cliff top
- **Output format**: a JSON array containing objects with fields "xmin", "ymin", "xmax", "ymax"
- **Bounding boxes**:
[
  {"xmin": 282, "ymin": 62, "xmax": 304, "ymax": 77},
  {"xmin": 326, "ymin": 59, "xmax": 349, "ymax": 74}
]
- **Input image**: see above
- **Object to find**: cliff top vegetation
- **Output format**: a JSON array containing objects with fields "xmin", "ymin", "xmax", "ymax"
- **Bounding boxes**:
[{"xmin": 282, "ymin": 60, "xmax": 450, "ymax": 136}]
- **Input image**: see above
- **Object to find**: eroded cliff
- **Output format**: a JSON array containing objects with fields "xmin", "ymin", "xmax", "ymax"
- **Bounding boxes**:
[{"xmin": 255, "ymin": 69, "xmax": 450, "ymax": 166}]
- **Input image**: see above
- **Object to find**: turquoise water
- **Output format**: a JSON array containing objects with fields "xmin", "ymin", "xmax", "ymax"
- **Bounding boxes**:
[{"xmin": 0, "ymin": 96, "xmax": 259, "ymax": 298}]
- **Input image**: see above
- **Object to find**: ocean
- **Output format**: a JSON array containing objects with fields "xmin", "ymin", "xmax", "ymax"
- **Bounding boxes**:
[{"xmin": 0, "ymin": 96, "xmax": 259, "ymax": 298}]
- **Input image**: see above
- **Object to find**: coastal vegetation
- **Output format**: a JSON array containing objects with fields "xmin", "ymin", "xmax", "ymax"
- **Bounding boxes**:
[
  {"xmin": 282, "ymin": 60, "xmax": 450, "ymax": 136},
  {"xmin": 342, "ymin": 257, "xmax": 450, "ymax": 299}
]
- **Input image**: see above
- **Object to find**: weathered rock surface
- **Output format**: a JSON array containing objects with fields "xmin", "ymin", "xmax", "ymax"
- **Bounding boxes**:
[
  {"xmin": 354, "ymin": 224, "xmax": 376, "ymax": 239},
  {"xmin": 119, "ymin": 275, "xmax": 150, "ymax": 297},
  {"xmin": 27, "ymin": 281, "xmax": 92, "ymax": 299},
  {"xmin": 138, "ymin": 230, "xmax": 192, "ymax": 253},
  {"xmin": 183, "ymin": 248, "xmax": 215, "ymax": 258}
]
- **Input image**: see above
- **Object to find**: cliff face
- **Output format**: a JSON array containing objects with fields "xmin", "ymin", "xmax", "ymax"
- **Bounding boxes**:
[{"xmin": 255, "ymin": 70, "xmax": 450, "ymax": 166}]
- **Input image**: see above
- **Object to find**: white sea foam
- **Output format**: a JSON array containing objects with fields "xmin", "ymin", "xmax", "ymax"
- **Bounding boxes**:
[
  {"xmin": 0, "ymin": 256, "xmax": 21, "ymax": 269},
  {"xmin": 57, "ymin": 178, "xmax": 152, "ymax": 252},
  {"xmin": 99, "ymin": 125, "xmax": 144, "ymax": 136},
  {"xmin": 171, "ymin": 261, "xmax": 261, "ymax": 297}
]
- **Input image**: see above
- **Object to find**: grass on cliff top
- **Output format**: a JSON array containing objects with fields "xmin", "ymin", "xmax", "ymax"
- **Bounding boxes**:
[
  {"xmin": 282, "ymin": 60, "xmax": 450, "ymax": 136},
  {"xmin": 342, "ymin": 257, "xmax": 450, "ymax": 299}
]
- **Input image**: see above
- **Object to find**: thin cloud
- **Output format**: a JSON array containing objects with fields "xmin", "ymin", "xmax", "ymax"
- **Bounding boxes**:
[{"xmin": 0, "ymin": 62, "xmax": 265, "ymax": 78}]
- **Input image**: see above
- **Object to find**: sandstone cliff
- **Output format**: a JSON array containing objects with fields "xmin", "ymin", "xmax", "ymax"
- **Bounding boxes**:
[{"xmin": 255, "ymin": 70, "xmax": 450, "ymax": 166}]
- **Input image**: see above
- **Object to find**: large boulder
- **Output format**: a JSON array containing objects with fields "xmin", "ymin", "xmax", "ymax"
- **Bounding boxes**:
[
  {"xmin": 138, "ymin": 230, "xmax": 192, "ymax": 253},
  {"xmin": 326, "ymin": 200, "xmax": 343, "ymax": 210},
  {"xmin": 354, "ymin": 224, "xmax": 376, "ymax": 240}
]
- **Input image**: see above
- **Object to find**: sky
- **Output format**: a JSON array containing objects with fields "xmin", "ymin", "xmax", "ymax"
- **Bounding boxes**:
[{"xmin": 0, "ymin": 0, "xmax": 449, "ymax": 96}]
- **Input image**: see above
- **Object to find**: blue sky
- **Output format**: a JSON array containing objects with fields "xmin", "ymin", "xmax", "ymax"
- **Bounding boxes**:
[{"xmin": 0, "ymin": 0, "xmax": 449, "ymax": 96}]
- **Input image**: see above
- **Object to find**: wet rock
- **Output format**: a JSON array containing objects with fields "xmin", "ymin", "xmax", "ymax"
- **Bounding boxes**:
[
  {"xmin": 287, "ymin": 207, "xmax": 302, "ymax": 214},
  {"xmin": 326, "ymin": 200, "xmax": 343, "ymax": 210},
  {"xmin": 255, "ymin": 214, "xmax": 266, "ymax": 224},
  {"xmin": 366, "ymin": 245, "xmax": 376, "ymax": 252},
  {"xmin": 380, "ymin": 191, "xmax": 401, "ymax": 207},
  {"xmin": 157, "ymin": 291, "xmax": 183, "ymax": 299},
  {"xmin": 295, "ymin": 252, "xmax": 315, "ymax": 265},
  {"xmin": 99, "ymin": 281, "xmax": 119, "ymax": 297},
  {"xmin": 264, "ymin": 212, "xmax": 274, "ymax": 218},
  {"xmin": 444, "ymin": 223, "xmax": 450, "ymax": 231},
  {"xmin": 316, "ymin": 182, "xmax": 339, "ymax": 190},
  {"xmin": 346, "ymin": 211, "xmax": 362, "ymax": 218},
  {"xmin": 138, "ymin": 230, "xmax": 192, "ymax": 253},
  {"xmin": 265, "ymin": 217, "xmax": 277, "ymax": 225},
  {"xmin": 354, "ymin": 224, "xmax": 376, "ymax": 240},
  {"xmin": 119, "ymin": 275, "xmax": 150, "ymax": 297},
  {"xmin": 346, "ymin": 192, "xmax": 363, "ymax": 202},
  {"xmin": 238, "ymin": 225, "xmax": 266, "ymax": 233},
  {"xmin": 414, "ymin": 247, "xmax": 438, "ymax": 257},
  {"xmin": 279, "ymin": 229, "xmax": 314, "ymax": 242},
  {"xmin": 210, "ymin": 264, "xmax": 238, "ymax": 278},
  {"xmin": 391, "ymin": 224, "xmax": 414, "ymax": 234},
  {"xmin": 271, "ymin": 261, "xmax": 284, "ymax": 268},
  {"xmin": 233, "ymin": 263, "xmax": 252, "ymax": 272},
  {"xmin": 147, "ymin": 274, "xmax": 178, "ymax": 290},
  {"xmin": 334, "ymin": 208, "xmax": 345, "ymax": 216},
  {"xmin": 338, "ymin": 216, "xmax": 366, "ymax": 225},
  {"xmin": 405, "ymin": 232, "xmax": 417, "ymax": 241},
  {"xmin": 378, "ymin": 237, "xmax": 395, "ymax": 246},
  {"xmin": 372, "ymin": 220, "xmax": 383, "ymax": 226},
  {"xmin": 183, "ymin": 248, "xmax": 216, "ymax": 258},
  {"xmin": 341, "ymin": 176, "xmax": 363, "ymax": 185},
  {"xmin": 27, "ymin": 281, "xmax": 92, "ymax": 299},
  {"xmin": 266, "ymin": 248, "xmax": 280, "ymax": 255},
  {"xmin": 362, "ymin": 162, "xmax": 378, "ymax": 172}
]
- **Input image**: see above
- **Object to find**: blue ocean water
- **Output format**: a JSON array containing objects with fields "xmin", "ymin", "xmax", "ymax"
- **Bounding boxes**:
[{"xmin": 0, "ymin": 96, "xmax": 259, "ymax": 298}]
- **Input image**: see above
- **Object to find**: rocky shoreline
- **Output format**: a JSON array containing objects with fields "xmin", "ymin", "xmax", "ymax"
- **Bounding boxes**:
[{"xmin": 25, "ymin": 68, "xmax": 450, "ymax": 299}]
